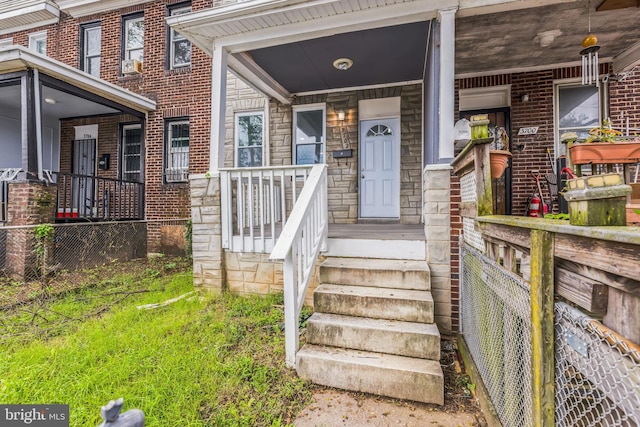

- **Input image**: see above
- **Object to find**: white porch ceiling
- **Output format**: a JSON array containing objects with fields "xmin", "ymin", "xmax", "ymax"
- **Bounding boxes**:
[{"xmin": 0, "ymin": 0, "xmax": 59, "ymax": 36}]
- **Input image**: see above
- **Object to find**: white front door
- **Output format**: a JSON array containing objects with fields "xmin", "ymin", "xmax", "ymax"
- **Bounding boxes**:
[{"xmin": 359, "ymin": 118, "xmax": 400, "ymax": 218}]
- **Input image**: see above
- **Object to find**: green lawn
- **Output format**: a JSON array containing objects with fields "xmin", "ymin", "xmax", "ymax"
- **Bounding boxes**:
[{"xmin": 0, "ymin": 259, "xmax": 313, "ymax": 426}]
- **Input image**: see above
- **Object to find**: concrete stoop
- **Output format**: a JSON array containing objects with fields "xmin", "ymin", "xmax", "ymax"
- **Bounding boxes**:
[{"xmin": 297, "ymin": 257, "xmax": 444, "ymax": 405}]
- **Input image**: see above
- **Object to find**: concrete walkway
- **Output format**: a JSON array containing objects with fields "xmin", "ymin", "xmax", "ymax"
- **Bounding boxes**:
[{"xmin": 293, "ymin": 389, "xmax": 484, "ymax": 427}]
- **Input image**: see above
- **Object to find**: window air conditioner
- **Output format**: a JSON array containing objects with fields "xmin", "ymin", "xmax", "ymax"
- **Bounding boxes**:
[{"xmin": 122, "ymin": 59, "xmax": 143, "ymax": 75}]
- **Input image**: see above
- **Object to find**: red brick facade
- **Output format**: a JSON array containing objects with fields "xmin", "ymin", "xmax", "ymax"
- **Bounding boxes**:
[
  {"xmin": 3, "ymin": 0, "xmax": 212, "ymax": 251},
  {"xmin": 455, "ymin": 63, "xmax": 637, "ymax": 216}
]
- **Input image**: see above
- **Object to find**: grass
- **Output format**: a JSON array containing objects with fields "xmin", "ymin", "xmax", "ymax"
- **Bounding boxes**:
[{"xmin": 0, "ymin": 258, "xmax": 313, "ymax": 426}]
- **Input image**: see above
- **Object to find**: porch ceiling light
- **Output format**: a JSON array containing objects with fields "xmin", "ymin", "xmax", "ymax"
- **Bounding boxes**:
[
  {"xmin": 333, "ymin": 58, "xmax": 353, "ymax": 71},
  {"xmin": 44, "ymin": 98, "xmax": 57, "ymax": 104},
  {"xmin": 534, "ymin": 30, "xmax": 562, "ymax": 47}
]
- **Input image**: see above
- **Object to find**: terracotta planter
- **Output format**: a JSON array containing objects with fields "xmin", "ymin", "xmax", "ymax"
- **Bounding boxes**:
[
  {"xmin": 489, "ymin": 150, "xmax": 511, "ymax": 179},
  {"xmin": 568, "ymin": 140, "xmax": 640, "ymax": 164}
]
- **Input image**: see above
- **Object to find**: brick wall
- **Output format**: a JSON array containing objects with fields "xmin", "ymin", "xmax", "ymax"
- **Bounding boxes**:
[
  {"xmin": 455, "ymin": 64, "xmax": 637, "ymax": 216},
  {"xmin": 3, "ymin": 0, "xmax": 213, "ymax": 252}
]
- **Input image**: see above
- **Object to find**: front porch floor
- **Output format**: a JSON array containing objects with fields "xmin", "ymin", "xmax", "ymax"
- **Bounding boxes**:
[{"xmin": 328, "ymin": 223, "xmax": 424, "ymax": 240}]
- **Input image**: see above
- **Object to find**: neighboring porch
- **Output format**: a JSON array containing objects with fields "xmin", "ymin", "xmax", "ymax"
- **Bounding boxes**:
[{"xmin": 0, "ymin": 45, "xmax": 155, "ymax": 227}]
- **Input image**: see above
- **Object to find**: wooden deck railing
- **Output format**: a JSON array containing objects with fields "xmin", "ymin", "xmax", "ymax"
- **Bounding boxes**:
[
  {"xmin": 269, "ymin": 164, "xmax": 328, "ymax": 368},
  {"xmin": 452, "ymin": 139, "xmax": 640, "ymax": 426}
]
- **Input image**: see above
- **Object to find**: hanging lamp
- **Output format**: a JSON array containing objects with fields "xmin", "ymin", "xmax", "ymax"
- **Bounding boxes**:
[{"xmin": 580, "ymin": 0, "xmax": 600, "ymax": 86}]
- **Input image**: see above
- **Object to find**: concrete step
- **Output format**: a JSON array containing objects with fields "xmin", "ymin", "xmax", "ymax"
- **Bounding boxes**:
[
  {"xmin": 314, "ymin": 284, "xmax": 434, "ymax": 323},
  {"xmin": 296, "ymin": 344, "xmax": 444, "ymax": 405},
  {"xmin": 306, "ymin": 312, "xmax": 441, "ymax": 360},
  {"xmin": 319, "ymin": 257, "xmax": 430, "ymax": 290},
  {"xmin": 325, "ymin": 238, "xmax": 426, "ymax": 260}
]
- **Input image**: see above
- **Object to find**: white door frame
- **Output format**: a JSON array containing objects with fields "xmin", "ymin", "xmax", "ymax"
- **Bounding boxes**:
[{"xmin": 359, "ymin": 117, "xmax": 401, "ymax": 219}]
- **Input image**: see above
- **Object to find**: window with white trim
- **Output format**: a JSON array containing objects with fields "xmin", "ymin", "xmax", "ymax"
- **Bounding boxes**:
[
  {"xmin": 165, "ymin": 119, "xmax": 190, "ymax": 183},
  {"xmin": 29, "ymin": 31, "xmax": 47, "ymax": 55},
  {"xmin": 123, "ymin": 14, "xmax": 144, "ymax": 61},
  {"xmin": 122, "ymin": 124, "xmax": 142, "ymax": 182},
  {"xmin": 81, "ymin": 23, "xmax": 101, "ymax": 77},
  {"xmin": 555, "ymin": 82, "xmax": 601, "ymax": 156},
  {"xmin": 235, "ymin": 112, "xmax": 263, "ymax": 167},
  {"xmin": 168, "ymin": 4, "xmax": 191, "ymax": 69},
  {"xmin": 0, "ymin": 38, "xmax": 13, "ymax": 47},
  {"xmin": 293, "ymin": 104, "xmax": 325, "ymax": 165}
]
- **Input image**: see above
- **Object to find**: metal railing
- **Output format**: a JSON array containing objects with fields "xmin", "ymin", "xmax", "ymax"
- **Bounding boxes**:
[
  {"xmin": 220, "ymin": 165, "xmax": 314, "ymax": 253},
  {"xmin": 55, "ymin": 173, "xmax": 144, "ymax": 222},
  {"xmin": 269, "ymin": 164, "xmax": 328, "ymax": 368}
]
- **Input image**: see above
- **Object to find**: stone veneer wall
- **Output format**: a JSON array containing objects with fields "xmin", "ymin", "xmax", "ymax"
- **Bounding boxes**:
[
  {"xmin": 423, "ymin": 165, "xmax": 452, "ymax": 334},
  {"xmin": 225, "ymin": 252, "xmax": 319, "ymax": 306},
  {"xmin": 190, "ymin": 175, "xmax": 224, "ymax": 291},
  {"xmin": 268, "ymin": 85, "xmax": 423, "ymax": 224}
]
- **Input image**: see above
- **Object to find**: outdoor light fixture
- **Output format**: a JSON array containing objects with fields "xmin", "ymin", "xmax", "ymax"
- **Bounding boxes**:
[
  {"xmin": 534, "ymin": 30, "xmax": 562, "ymax": 48},
  {"xmin": 337, "ymin": 111, "xmax": 345, "ymax": 121},
  {"xmin": 44, "ymin": 98, "xmax": 56, "ymax": 104},
  {"xmin": 521, "ymin": 94, "xmax": 530, "ymax": 102},
  {"xmin": 580, "ymin": 0, "xmax": 600, "ymax": 86},
  {"xmin": 333, "ymin": 58, "xmax": 353, "ymax": 71}
]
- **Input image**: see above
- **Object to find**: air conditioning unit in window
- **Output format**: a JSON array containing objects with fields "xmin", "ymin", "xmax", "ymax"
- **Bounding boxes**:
[{"xmin": 122, "ymin": 59, "xmax": 143, "ymax": 75}]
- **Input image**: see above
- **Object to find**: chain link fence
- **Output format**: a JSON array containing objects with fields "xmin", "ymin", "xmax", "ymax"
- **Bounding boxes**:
[
  {"xmin": 461, "ymin": 242, "xmax": 640, "ymax": 426},
  {"xmin": 0, "ymin": 221, "xmax": 147, "ymax": 281},
  {"xmin": 555, "ymin": 302, "xmax": 640, "ymax": 426},
  {"xmin": 461, "ymin": 242, "xmax": 533, "ymax": 427}
]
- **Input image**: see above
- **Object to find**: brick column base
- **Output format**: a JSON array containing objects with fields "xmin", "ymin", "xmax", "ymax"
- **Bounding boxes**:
[{"xmin": 5, "ymin": 181, "xmax": 57, "ymax": 280}]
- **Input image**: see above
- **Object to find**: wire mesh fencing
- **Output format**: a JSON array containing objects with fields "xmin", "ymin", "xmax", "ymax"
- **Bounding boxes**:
[
  {"xmin": 0, "ymin": 221, "xmax": 147, "ymax": 282},
  {"xmin": 460, "ymin": 242, "xmax": 533, "ymax": 427},
  {"xmin": 461, "ymin": 241, "xmax": 640, "ymax": 426},
  {"xmin": 555, "ymin": 302, "xmax": 640, "ymax": 427}
]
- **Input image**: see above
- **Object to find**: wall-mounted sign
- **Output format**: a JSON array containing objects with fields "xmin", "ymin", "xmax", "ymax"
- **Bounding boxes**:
[{"xmin": 517, "ymin": 126, "xmax": 539, "ymax": 136}]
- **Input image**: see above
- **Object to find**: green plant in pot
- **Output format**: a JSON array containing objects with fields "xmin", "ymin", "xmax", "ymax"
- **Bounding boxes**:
[{"xmin": 568, "ymin": 119, "xmax": 640, "ymax": 166}]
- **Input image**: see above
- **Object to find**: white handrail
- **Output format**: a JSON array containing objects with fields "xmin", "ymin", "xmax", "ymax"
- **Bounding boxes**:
[{"xmin": 269, "ymin": 164, "xmax": 328, "ymax": 368}]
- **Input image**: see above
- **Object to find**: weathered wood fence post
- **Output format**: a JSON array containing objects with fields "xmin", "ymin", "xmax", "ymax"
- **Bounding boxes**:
[{"xmin": 529, "ymin": 229, "xmax": 555, "ymax": 427}]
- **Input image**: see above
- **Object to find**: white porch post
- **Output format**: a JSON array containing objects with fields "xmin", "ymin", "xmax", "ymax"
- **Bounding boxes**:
[
  {"xmin": 210, "ymin": 44, "xmax": 228, "ymax": 174},
  {"xmin": 438, "ymin": 8, "xmax": 456, "ymax": 161}
]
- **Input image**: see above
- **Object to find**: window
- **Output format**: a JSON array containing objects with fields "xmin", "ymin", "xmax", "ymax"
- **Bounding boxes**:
[
  {"xmin": 0, "ymin": 38, "xmax": 13, "ymax": 47},
  {"xmin": 123, "ymin": 14, "xmax": 144, "ymax": 61},
  {"xmin": 122, "ymin": 125, "xmax": 142, "ymax": 182},
  {"xmin": 29, "ymin": 31, "xmax": 47, "ymax": 55},
  {"xmin": 165, "ymin": 119, "xmax": 189, "ymax": 182},
  {"xmin": 235, "ymin": 112, "xmax": 263, "ymax": 167},
  {"xmin": 81, "ymin": 23, "xmax": 101, "ymax": 77},
  {"xmin": 555, "ymin": 83, "xmax": 601, "ymax": 156},
  {"xmin": 293, "ymin": 104, "xmax": 325, "ymax": 165},
  {"xmin": 168, "ymin": 5, "xmax": 191, "ymax": 69}
]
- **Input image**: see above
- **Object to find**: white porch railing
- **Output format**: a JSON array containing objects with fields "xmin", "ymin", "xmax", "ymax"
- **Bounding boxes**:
[
  {"xmin": 269, "ymin": 164, "xmax": 328, "ymax": 368},
  {"xmin": 220, "ymin": 165, "xmax": 314, "ymax": 252}
]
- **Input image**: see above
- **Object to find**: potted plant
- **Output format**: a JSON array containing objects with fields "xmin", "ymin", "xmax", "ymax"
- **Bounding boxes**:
[
  {"xmin": 489, "ymin": 127, "xmax": 511, "ymax": 179},
  {"xmin": 567, "ymin": 119, "xmax": 640, "ymax": 165}
]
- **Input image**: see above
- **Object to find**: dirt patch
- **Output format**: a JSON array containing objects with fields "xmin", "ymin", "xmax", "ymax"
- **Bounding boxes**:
[
  {"xmin": 0, "ymin": 255, "xmax": 191, "ymax": 309},
  {"xmin": 294, "ymin": 337, "xmax": 487, "ymax": 427}
]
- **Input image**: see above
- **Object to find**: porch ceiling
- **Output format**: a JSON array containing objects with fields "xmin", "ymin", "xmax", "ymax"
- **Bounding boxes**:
[
  {"xmin": 0, "ymin": 46, "xmax": 155, "ymax": 115},
  {"xmin": 171, "ymin": 0, "xmax": 640, "ymax": 95}
]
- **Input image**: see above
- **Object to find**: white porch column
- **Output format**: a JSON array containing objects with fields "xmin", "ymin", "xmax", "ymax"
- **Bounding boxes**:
[
  {"xmin": 438, "ymin": 8, "xmax": 456, "ymax": 161},
  {"xmin": 210, "ymin": 44, "xmax": 228, "ymax": 174}
]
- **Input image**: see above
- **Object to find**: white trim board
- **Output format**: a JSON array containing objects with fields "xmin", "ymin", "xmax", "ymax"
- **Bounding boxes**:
[{"xmin": 324, "ymin": 238, "xmax": 426, "ymax": 260}]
